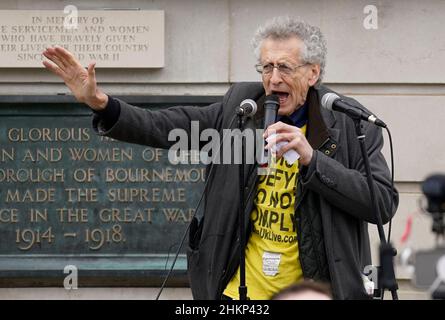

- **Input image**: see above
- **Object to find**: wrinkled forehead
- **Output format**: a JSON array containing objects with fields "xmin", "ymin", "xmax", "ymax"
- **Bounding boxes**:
[{"xmin": 259, "ymin": 36, "xmax": 305, "ymax": 63}]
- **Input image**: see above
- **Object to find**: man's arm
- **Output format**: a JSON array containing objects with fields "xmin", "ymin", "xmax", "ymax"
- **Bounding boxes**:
[
  {"xmin": 93, "ymin": 97, "xmax": 223, "ymax": 149},
  {"xmin": 43, "ymin": 46, "xmax": 224, "ymax": 148}
]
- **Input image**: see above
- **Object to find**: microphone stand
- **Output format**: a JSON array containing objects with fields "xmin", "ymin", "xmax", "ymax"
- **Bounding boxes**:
[
  {"xmin": 351, "ymin": 115, "xmax": 399, "ymax": 300},
  {"xmin": 236, "ymin": 111, "xmax": 248, "ymax": 300}
]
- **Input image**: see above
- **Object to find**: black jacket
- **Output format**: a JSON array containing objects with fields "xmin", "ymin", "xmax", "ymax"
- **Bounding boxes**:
[{"xmin": 93, "ymin": 82, "xmax": 398, "ymax": 300}]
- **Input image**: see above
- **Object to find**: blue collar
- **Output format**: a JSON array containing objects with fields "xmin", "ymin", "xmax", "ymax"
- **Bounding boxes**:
[{"xmin": 277, "ymin": 101, "xmax": 308, "ymax": 128}]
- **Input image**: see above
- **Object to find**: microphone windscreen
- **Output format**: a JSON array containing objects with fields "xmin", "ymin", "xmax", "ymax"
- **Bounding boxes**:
[
  {"xmin": 321, "ymin": 92, "xmax": 339, "ymax": 111},
  {"xmin": 264, "ymin": 94, "xmax": 279, "ymax": 105}
]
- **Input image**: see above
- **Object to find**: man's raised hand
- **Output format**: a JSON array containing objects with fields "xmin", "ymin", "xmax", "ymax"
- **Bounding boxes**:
[{"xmin": 42, "ymin": 46, "xmax": 108, "ymax": 110}]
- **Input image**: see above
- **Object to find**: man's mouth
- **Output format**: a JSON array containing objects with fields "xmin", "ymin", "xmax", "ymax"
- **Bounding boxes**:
[{"xmin": 272, "ymin": 90, "xmax": 289, "ymax": 105}]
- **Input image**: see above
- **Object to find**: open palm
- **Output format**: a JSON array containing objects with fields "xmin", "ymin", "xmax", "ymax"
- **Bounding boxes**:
[{"xmin": 42, "ymin": 46, "xmax": 107, "ymax": 110}]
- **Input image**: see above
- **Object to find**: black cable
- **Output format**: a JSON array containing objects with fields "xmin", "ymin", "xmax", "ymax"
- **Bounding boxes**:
[
  {"xmin": 164, "ymin": 242, "xmax": 179, "ymax": 271},
  {"xmin": 354, "ymin": 120, "xmax": 398, "ymax": 300},
  {"xmin": 385, "ymin": 127, "xmax": 395, "ymax": 243},
  {"xmin": 155, "ymin": 114, "xmax": 237, "ymax": 300},
  {"xmin": 237, "ymin": 114, "xmax": 248, "ymax": 300},
  {"xmin": 384, "ymin": 127, "xmax": 396, "ymax": 301},
  {"xmin": 381, "ymin": 127, "xmax": 397, "ymax": 301}
]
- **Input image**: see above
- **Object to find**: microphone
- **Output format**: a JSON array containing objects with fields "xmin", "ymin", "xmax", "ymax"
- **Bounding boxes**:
[
  {"xmin": 321, "ymin": 92, "xmax": 387, "ymax": 128},
  {"xmin": 236, "ymin": 99, "xmax": 258, "ymax": 117},
  {"xmin": 259, "ymin": 94, "xmax": 279, "ymax": 165}
]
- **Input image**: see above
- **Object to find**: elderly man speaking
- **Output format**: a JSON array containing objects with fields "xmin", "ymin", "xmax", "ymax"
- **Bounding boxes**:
[{"xmin": 42, "ymin": 16, "xmax": 398, "ymax": 300}]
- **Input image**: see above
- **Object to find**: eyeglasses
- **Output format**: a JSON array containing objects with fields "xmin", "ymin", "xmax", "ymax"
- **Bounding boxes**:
[{"xmin": 255, "ymin": 62, "xmax": 308, "ymax": 77}]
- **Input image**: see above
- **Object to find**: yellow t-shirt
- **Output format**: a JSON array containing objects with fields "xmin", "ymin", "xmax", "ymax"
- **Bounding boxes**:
[{"xmin": 224, "ymin": 126, "xmax": 305, "ymax": 299}]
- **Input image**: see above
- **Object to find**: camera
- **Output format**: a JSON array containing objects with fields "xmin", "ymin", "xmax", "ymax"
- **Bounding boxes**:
[
  {"xmin": 413, "ymin": 174, "xmax": 445, "ymax": 298},
  {"xmin": 421, "ymin": 174, "xmax": 445, "ymax": 235},
  {"xmin": 422, "ymin": 175, "xmax": 445, "ymax": 210}
]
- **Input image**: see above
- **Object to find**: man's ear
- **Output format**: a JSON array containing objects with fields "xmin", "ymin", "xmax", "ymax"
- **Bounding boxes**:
[{"xmin": 308, "ymin": 64, "xmax": 321, "ymax": 86}]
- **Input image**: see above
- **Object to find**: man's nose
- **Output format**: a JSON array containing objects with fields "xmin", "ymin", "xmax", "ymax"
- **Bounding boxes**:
[{"xmin": 270, "ymin": 68, "xmax": 283, "ymax": 85}]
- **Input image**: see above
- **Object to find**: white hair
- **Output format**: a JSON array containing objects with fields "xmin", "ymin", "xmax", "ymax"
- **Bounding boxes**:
[{"xmin": 252, "ymin": 16, "xmax": 327, "ymax": 84}]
